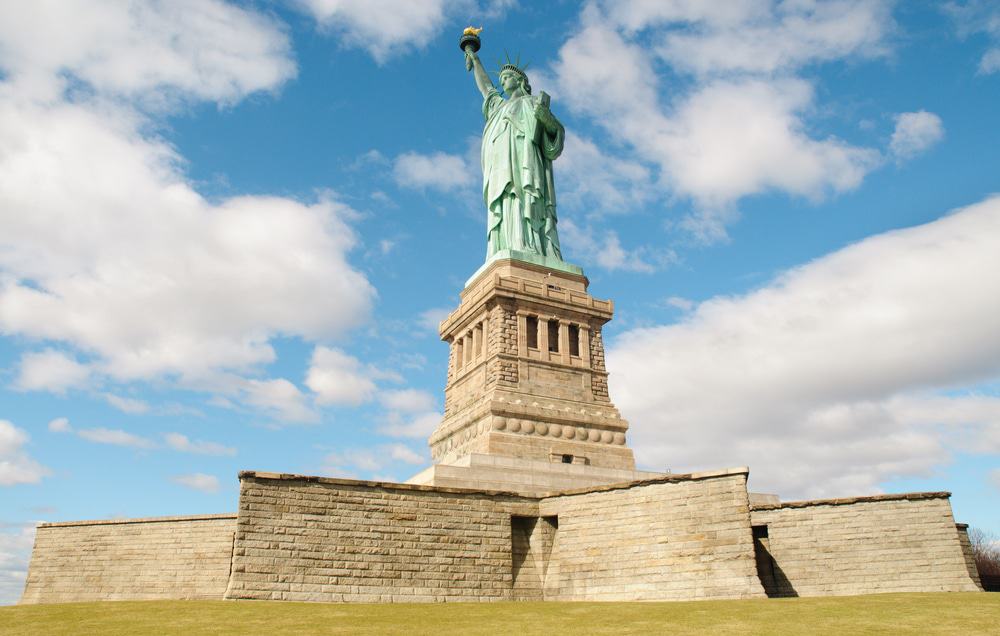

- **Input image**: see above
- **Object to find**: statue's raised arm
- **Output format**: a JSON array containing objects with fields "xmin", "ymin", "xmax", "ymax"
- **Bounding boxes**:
[
  {"xmin": 461, "ymin": 27, "xmax": 494, "ymax": 98},
  {"xmin": 460, "ymin": 28, "xmax": 566, "ymax": 266}
]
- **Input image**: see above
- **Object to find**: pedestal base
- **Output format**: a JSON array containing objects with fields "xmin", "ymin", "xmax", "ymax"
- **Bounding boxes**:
[{"xmin": 406, "ymin": 453, "xmax": 666, "ymax": 496}]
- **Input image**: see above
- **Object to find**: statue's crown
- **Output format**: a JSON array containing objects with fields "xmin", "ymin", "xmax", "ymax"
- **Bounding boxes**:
[
  {"xmin": 497, "ymin": 64, "xmax": 528, "ymax": 79},
  {"xmin": 499, "ymin": 63, "xmax": 527, "ymax": 79}
]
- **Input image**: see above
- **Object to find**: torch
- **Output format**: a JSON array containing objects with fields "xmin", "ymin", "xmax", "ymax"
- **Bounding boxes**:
[{"xmin": 461, "ymin": 26, "xmax": 482, "ymax": 71}]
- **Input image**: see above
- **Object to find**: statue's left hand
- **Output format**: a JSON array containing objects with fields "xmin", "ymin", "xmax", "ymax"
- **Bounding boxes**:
[{"xmin": 534, "ymin": 102, "xmax": 554, "ymax": 128}]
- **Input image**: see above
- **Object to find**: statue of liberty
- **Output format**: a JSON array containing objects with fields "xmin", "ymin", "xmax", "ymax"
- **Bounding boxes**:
[{"xmin": 462, "ymin": 29, "xmax": 565, "ymax": 264}]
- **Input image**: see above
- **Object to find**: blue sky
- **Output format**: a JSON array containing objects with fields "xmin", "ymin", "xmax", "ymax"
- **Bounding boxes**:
[{"xmin": 2, "ymin": 0, "xmax": 1000, "ymax": 603}]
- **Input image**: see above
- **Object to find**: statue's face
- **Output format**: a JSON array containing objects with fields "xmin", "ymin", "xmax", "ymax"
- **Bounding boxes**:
[{"xmin": 500, "ymin": 71, "xmax": 521, "ymax": 95}]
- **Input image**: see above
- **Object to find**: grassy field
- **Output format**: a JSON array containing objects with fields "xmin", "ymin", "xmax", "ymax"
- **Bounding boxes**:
[{"xmin": 1, "ymin": 593, "xmax": 997, "ymax": 635}]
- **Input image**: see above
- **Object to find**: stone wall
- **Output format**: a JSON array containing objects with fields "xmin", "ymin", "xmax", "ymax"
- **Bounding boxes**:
[
  {"xmin": 227, "ymin": 469, "xmax": 769, "ymax": 603},
  {"xmin": 956, "ymin": 523, "xmax": 984, "ymax": 590},
  {"xmin": 20, "ymin": 514, "xmax": 236, "ymax": 604},
  {"xmin": 539, "ymin": 468, "xmax": 766, "ymax": 601},
  {"xmin": 750, "ymin": 493, "xmax": 982, "ymax": 597},
  {"xmin": 226, "ymin": 472, "xmax": 539, "ymax": 602}
]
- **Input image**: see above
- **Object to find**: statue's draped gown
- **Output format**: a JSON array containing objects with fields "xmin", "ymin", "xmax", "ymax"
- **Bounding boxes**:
[{"xmin": 481, "ymin": 87, "xmax": 564, "ymax": 259}]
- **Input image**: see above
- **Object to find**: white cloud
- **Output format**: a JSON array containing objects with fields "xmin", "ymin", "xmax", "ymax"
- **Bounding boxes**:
[
  {"xmin": 294, "ymin": 1, "xmax": 515, "ymax": 64},
  {"xmin": 558, "ymin": 132, "xmax": 654, "ymax": 213},
  {"xmin": 609, "ymin": 195, "xmax": 1000, "ymax": 499},
  {"xmin": 548, "ymin": 2, "xmax": 891, "ymax": 240},
  {"xmin": 295, "ymin": 0, "xmax": 449, "ymax": 63},
  {"xmin": 665, "ymin": 296, "xmax": 694, "ymax": 312},
  {"xmin": 47, "ymin": 417, "xmax": 71, "ymax": 433},
  {"xmin": 614, "ymin": 0, "xmax": 892, "ymax": 77},
  {"xmin": 103, "ymin": 394, "xmax": 150, "ymax": 415},
  {"xmin": 379, "ymin": 389, "xmax": 436, "ymax": 413},
  {"xmin": 0, "ymin": 523, "xmax": 37, "ymax": 605},
  {"xmin": 946, "ymin": 1, "xmax": 1000, "ymax": 74},
  {"xmin": 0, "ymin": 0, "xmax": 295, "ymax": 104},
  {"xmin": 393, "ymin": 151, "xmax": 474, "ymax": 192},
  {"xmin": 0, "ymin": 0, "xmax": 375, "ymax": 421},
  {"xmin": 0, "ymin": 420, "xmax": 50, "ymax": 485},
  {"xmin": 662, "ymin": 79, "xmax": 880, "ymax": 225},
  {"xmin": 13, "ymin": 350, "xmax": 90, "ymax": 394},
  {"xmin": 243, "ymin": 378, "xmax": 318, "ymax": 423},
  {"xmin": 418, "ymin": 307, "xmax": 451, "ymax": 333},
  {"xmin": 171, "ymin": 473, "xmax": 220, "ymax": 493},
  {"xmin": 560, "ymin": 219, "xmax": 671, "ymax": 273},
  {"xmin": 378, "ymin": 411, "xmax": 442, "ymax": 439},
  {"xmin": 164, "ymin": 432, "xmax": 236, "ymax": 456},
  {"xmin": 305, "ymin": 347, "xmax": 377, "ymax": 406},
  {"xmin": 386, "ymin": 443, "xmax": 425, "ymax": 465},
  {"xmin": 890, "ymin": 111, "xmax": 945, "ymax": 161},
  {"xmin": 320, "ymin": 443, "xmax": 427, "ymax": 479},
  {"xmin": 77, "ymin": 427, "xmax": 155, "ymax": 449}
]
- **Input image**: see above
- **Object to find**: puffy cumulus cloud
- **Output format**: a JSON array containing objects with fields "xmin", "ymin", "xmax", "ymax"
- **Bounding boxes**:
[
  {"xmin": 0, "ymin": 522, "xmax": 37, "ymax": 605},
  {"xmin": 945, "ymin": 1, "xmax": 1000, "ymax": 74},
  {"xmin": 170, "ymin": 473, "xmax": 220, "ymax": 493},
  {"xmin": 294, "ymin": 0, "xmax": 448, "ymax": 63},
  {"xmin": 0, "ymin": 420, "xmax": 50, "ymax": 486},
  {"xmin": 417, "ymin": 307, "xmax": 451, "ymax": 333},
  {"xmin": 47, "ymin": 418, "xmax": 71, "ymax": 433},
  {"xmin": 560, "ymin": 219, "xmax": 673, "ymax": 273},
  {"xmin": 0, "ymin": 104, "xmax": 374, "ymax": 381},
  {"xmin": 393, "ymin": 151, "xmax": 474, "ymax": 193},
  {"xmin": 242, "ymin": 378, "xmax": 318, "ymax": 423},
  {"xmin": 379, "ymin": 389, "xmax": 436, "ymax": 413},
  {"xmin": 890, "ymin": 111, "xmax": 945, "ymax": 161},
  {"xmin": 608, "ymin": 196, "xmax": 1000, "ymax": 499},
  {"xmin": 13, "ymin": 350, "xmax": 90, "ymax": 394},
  {"xmin": 0, "ymin": 0, "xmax": 376, "ymax": 420},
  {"xmin": 558, "ymin": 132, "xmax": 654, "ymax": 213},
  {"xmin": 294, "ymin": 0, "xmax": 513, "ymax": 64},
  {"xmin": 164, "ymin": 432, "xmax": 236, "ymax": 456},
  {"xmin": 77, "ymin": 427, "xmax": 155, "ymax": 449},
  {"xmin": 0, "ymin": 0, "xmax": 295, "ymax": 104},
  {"xmin": 609, "ymin": 0, "xmax": 892, "ymax": 76},
  {"xmin": 378, "ymin": 411, "xmax": 442, "ymax": 439},
  {"xmin": 662, "ymin": 80, "xmax": 879, "ymax": 219},
  {"xmin": 320, "ymin": 443, "xmax": 427, "ymax": 479},
  {"xmin": 306, "ymin": 347, "xmax": 377, "ymax": 407},
  {"xmin": 549, "ymin": 2, "xmax": 894, "ymax": 241},
  {"xmin": 103, "ymin": 394, "xmax": 150, "ymax": 415}
]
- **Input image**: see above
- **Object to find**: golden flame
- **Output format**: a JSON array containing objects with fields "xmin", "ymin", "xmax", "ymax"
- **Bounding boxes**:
[{"xmin": 463, "ymin": 26, "xmax": 483, "ymax": 37}]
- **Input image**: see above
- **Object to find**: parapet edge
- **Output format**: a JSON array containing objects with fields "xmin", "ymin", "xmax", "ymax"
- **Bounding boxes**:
[
  {"xmin": 541, "ymin": 466, "xmax": 750, "ymax": 498},
  {"xmin": 240, "ymin": 466, "xmax": 750, "ymax": 501},
  {"xmin": 37, "ymin": 512, "xmax": 238, "ymax": 528},
  {"xmin": 751, "ymin": 491, "xmax": 952, "ymax": 511},
  {"xmin": 239, "ymin": 470, "xmax": 531, "ymax": 499}
]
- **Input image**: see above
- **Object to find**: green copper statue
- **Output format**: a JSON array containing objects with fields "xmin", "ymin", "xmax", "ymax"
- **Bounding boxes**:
[{"xmin": 462, "ymin": 28, "xmax": 565, "ymax": 264}]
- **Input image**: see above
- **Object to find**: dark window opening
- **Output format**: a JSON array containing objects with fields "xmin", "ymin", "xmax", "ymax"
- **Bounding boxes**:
[
  {"xmin": 526, "ymin": 316, "xmax": 538, "ymax": 349},
  {"xmin": 568, "ymin": 324, "xmax": 580, "ymax": 357},
  {"xmin": 561, "ymin": 454, "xmax": 573, "ymax": 464},
  {"xmin": 752, "ymin": 525, "xmax": 769, "ymax": 539},
  {"xmin": 548, "ymin": 320, "xmax": 560, "ymax": 353}
]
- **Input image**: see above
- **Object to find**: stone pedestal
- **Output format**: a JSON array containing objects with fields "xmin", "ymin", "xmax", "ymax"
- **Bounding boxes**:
[{"xmin": 426, "ymin": 258, "xmax": 635, "ymax": 472}]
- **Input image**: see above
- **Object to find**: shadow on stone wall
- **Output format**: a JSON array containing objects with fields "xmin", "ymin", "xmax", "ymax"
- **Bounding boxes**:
[{"xmin": 752, "ymin": 525, "xmax": 798, "ymax": 598}]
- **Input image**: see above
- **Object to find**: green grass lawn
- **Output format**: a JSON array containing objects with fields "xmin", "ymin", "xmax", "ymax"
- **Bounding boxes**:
[{"xmin": 1, "ymin": 593, "xmax": 997, "ymax": 635}]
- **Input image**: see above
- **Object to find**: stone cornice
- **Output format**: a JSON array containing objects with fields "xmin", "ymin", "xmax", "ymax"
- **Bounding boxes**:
[
  {"xmin": 239, "ymin": 467, "xmax": 750, "ymax": 500},
  {"xmin": 751, "ymin": 491, "xmax": 951, "ymax": 511},
  {"xmin": 37, "ymin": 513, "xmax": 237, "ymax": 528}
]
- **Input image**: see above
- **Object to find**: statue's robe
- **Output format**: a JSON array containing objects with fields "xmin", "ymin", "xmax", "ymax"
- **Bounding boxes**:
[{"xmin": 481, "ymin": 87, "xmax": 564, "ymax": 259}]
